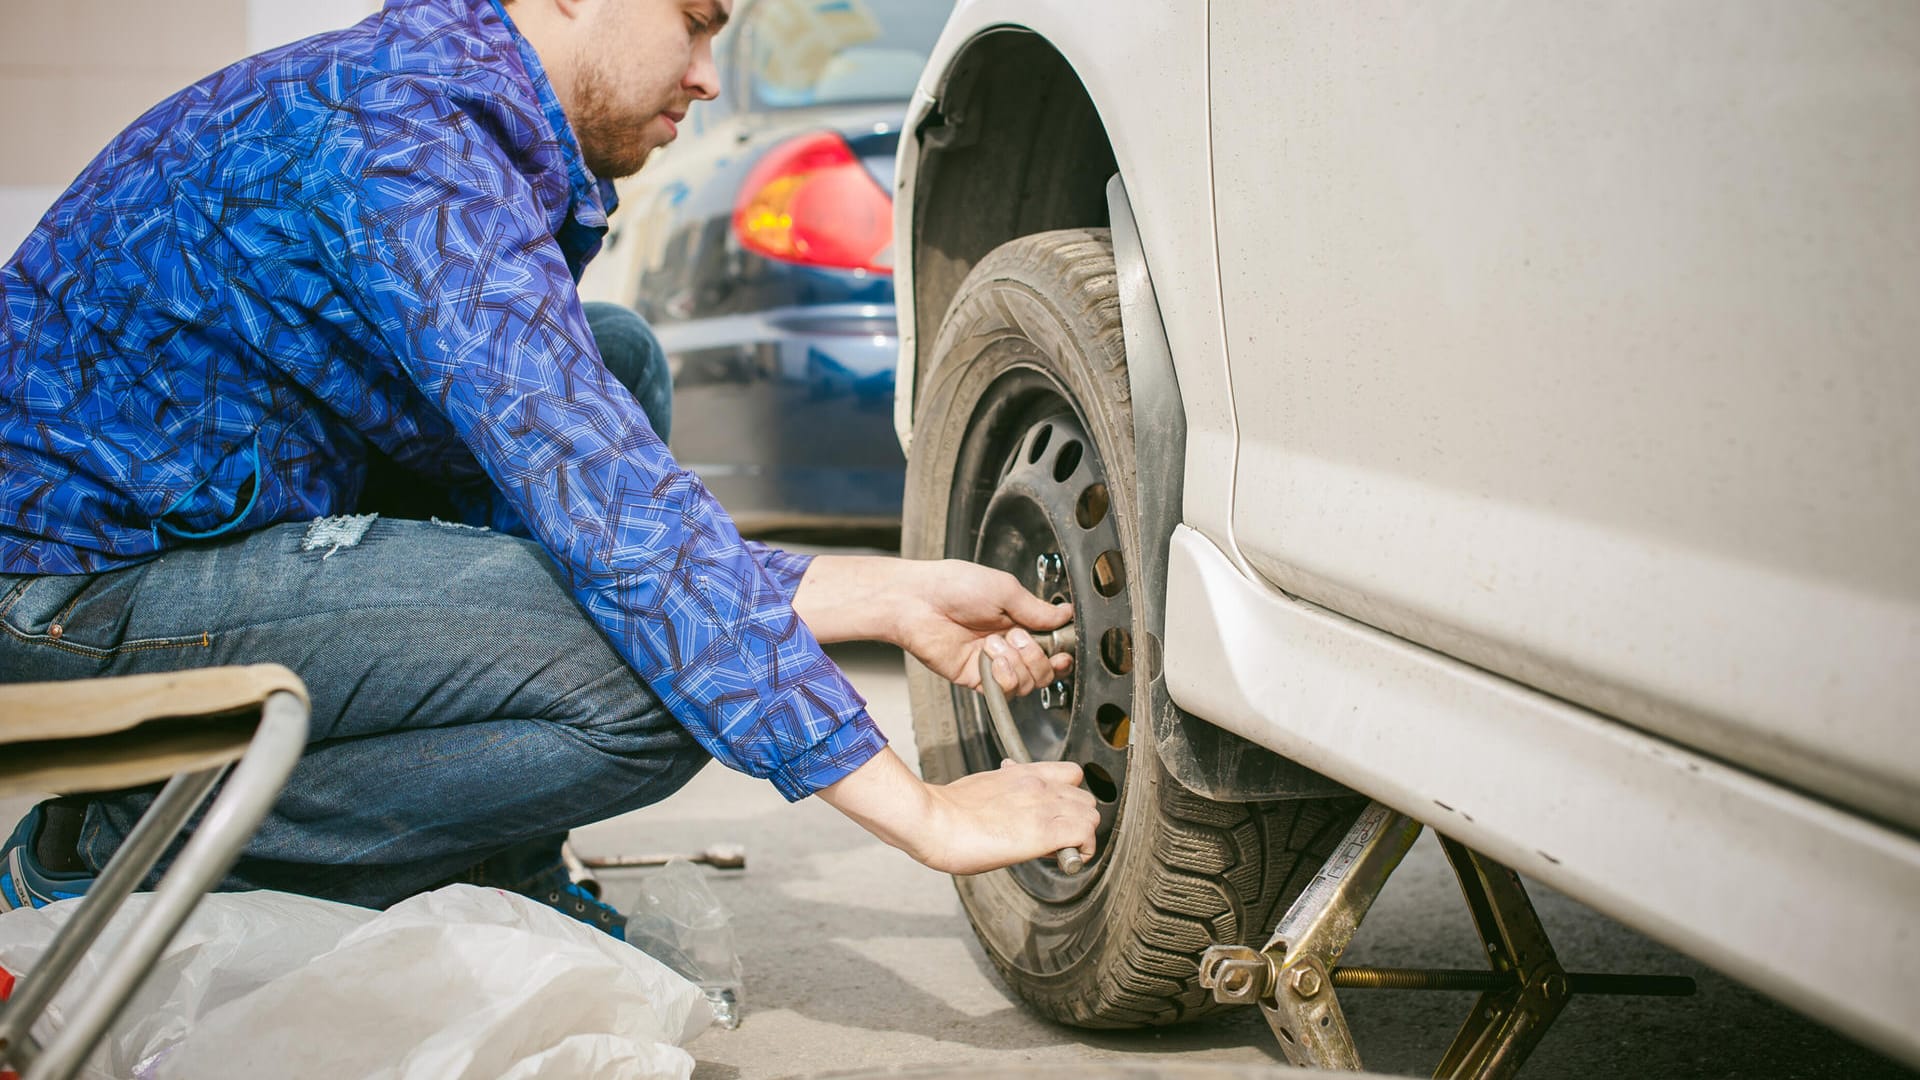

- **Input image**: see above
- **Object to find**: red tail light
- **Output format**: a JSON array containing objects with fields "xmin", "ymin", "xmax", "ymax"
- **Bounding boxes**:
[{"xmin": 732, "ymin": 131, "xmax": 893, "ymax": 274}]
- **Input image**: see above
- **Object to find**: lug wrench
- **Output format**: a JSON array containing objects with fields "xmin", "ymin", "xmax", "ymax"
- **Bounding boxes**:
[
  {"xmin": 578, "ymin": 844, "xmax": 747, "ymax": 870},
  {"xmin": 976, "ymin": 625, "xmax": 1086, "ymax": 874}
]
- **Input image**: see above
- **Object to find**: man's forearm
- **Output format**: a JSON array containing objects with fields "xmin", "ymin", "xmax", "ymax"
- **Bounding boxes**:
[
  {"xmin": 815, "ymin": 746, "xmax": 938, "ymax": 860},
  {"xmin": 788, "ymin": 553, "xmax": 912, "ymax": 645},
  {"xmin": 819, "ymin": 746, "xmax": 1100, "ymax": 875}
]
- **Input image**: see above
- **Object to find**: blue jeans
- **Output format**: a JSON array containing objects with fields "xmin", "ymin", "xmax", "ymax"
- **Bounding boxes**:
[{"xmin": 0, "ymin": 303, "xmax": 701, "ymax": 908}]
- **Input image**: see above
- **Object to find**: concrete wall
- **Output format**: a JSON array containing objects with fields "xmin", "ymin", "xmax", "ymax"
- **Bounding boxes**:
[{"xmin": 0, "ymin": 0, "xmax": 380, "ymax": 258}]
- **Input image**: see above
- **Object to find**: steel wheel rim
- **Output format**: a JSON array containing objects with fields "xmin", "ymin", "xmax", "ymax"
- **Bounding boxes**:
[{"xmin": 951, "ymin": 370, "xmax": 1133, "ymax": 903}]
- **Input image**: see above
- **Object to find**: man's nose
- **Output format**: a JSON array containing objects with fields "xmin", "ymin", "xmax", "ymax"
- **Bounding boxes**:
[{"xmin": 685, "ymin": 42, "xmax": 720, "ymax": 101}]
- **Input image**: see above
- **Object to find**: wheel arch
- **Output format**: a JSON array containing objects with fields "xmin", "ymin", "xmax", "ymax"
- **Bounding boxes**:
[{"xmin": 903, "ymin": 29, "xmax": 1117, "ymax": 416}]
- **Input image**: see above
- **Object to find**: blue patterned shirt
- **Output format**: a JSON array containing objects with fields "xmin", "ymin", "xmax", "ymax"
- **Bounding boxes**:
[{"xmin": 0, "ymin": 0, "xmax": 887, "ymax": 798}]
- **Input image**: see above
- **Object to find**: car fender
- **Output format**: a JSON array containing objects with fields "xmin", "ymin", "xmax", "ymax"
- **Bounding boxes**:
[{"xmin": 1106, "ymin": 172, "xmax": 1348, "ymax": 802}]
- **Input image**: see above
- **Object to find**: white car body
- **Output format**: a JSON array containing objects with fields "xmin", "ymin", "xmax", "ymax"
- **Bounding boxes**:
[{"xmin": 893, "ymin": 0, "xmax": 1920, "ymax": 1063}]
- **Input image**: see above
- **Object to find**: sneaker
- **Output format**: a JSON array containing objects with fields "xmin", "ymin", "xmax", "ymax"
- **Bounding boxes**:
[
  {"xmin": 454, "ymin": 837, "xmax": 627, "ymax": 942},
  {"xmin": 0, "ymin": 801, "xmax": 94, "ymax": 913},
  {"xmin": 524, "ymin": 867, "xmax": 627, "ymax": 943}
]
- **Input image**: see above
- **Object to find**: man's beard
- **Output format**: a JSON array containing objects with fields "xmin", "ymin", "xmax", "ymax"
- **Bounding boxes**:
[{"xmin": 572, "ymin": 59, "xmax": 655, "ymax": 180}]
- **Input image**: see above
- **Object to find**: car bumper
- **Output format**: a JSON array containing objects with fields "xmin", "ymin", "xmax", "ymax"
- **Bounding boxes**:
[{"xmin": 655, "ymin": 303, "xmax": 905, "ymax": 534}]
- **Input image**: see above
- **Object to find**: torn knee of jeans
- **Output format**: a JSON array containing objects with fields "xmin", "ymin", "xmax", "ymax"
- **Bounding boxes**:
[
  {"xmin": 302, "ymin": 513, "xmax": 377, "ymax": 558},
  {"xmin": 428, "ymin": 517, "xmax": 490, "ymax": 533}
]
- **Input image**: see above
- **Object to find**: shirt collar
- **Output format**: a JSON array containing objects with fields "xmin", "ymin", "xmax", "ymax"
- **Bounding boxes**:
[{"xmin": 481, "ymin": 0, "xmax": 620, "ymax": 226}]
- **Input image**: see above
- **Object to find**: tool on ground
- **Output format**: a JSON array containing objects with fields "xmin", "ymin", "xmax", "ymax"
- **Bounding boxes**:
[
  {"xmin": 1197, "ymin": 801, "xmax": 1694, "ymax": 1078},
  {"xmin": 578, "ymin": 844, "xmax": 747, "ymax": 871},
  {"xmin": 976, "ymin": 625, "xmax": 1085, "ymax": 875},
  {"xmin": 560, "ymin": 841, "xmax": 602, "ymax": 897}
]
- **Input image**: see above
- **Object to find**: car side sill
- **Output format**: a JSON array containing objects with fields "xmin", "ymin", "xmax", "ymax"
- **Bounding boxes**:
[{"xmin": 1162, "ymin": 524, "xmax": 1920, "ymax": 1066}]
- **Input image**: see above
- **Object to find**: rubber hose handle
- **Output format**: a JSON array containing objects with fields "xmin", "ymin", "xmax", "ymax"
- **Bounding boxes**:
[{"xmin": 977, "ymin": 652, "xmax": 1087, "ymax": 875}]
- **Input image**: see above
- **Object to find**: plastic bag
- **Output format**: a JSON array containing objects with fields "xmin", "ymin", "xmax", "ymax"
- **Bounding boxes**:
[
  {"xmin": 0, "ymin": 884, "xmax": 710, "ymax": 1080},
  {"xmin": 0, "ymin": 889, "xmax": 371, "ymax": 1078},
  {"xmin": 623, "ymin": 860, "xmax": 745, "ymax": 1029}
]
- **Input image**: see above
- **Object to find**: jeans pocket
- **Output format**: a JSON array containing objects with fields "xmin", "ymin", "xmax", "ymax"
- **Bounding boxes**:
[{"xmin": 0, "ymin": 571, "xmax": 209, "ymax": 658}]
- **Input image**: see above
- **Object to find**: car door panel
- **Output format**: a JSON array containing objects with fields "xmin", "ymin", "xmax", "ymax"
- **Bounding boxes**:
[{"xmin": 1207, "ymin": 1, "xmax": 1920, "ymax": 826}]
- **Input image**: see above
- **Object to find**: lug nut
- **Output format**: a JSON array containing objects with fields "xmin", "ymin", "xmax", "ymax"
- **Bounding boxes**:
[
  {"xmin": 1039, "ymin": 680, "xmax": 1071, "ymax": 709},
  {"xmin": 1035, "ymin": 552, "xmax": 1065, "ymax": 586}
]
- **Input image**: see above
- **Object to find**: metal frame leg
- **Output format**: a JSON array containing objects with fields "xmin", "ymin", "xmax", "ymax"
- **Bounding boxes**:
[
  {"xmin": 0, "ymin": 767, "xmax": 224, "ymax": 1071},
  {"xmin": 1431, "ymin": 837, "xmax": 1571, "ymax": 1080},
  {"xmin": 5, "ymin": 690, "xmax": 308, "ymax": 1080}
]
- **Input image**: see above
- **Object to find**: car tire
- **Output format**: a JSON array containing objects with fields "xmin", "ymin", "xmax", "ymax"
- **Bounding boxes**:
[{"xmin": 902, "ymin": 228, "xmax": 1367, "ymax": 1027}]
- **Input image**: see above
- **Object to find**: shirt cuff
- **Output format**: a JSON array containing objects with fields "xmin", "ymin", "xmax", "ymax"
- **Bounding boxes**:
[
  {"xmin": 744, "ymin": 540, "xmax": 813, "ymax": 600},
  {"xmin": 768, "ymin": 709, "xmax": 890, "ymax": 801}
]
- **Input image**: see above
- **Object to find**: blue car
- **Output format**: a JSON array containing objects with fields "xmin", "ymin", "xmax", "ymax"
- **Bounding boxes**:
[{"xmin": 592, "ymin": 0, "xmax": 954, "ymax": 542}]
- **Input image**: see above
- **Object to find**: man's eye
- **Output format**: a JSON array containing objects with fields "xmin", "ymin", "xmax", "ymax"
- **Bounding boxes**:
[{"xmin": 687, "ymin": 15, "xmax": 709, "ymax": 34}]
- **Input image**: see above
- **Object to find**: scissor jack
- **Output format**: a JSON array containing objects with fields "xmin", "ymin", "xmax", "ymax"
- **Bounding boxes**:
[{"xmin": 1198, "ymin": 802, "xmax": 1694, "ymax": 1078}]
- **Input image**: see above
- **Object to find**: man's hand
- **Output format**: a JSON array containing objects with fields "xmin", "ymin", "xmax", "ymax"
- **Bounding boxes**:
[
  {"xmin": 819, "ymin": 749, "xmax": 1098, "ymax": 876},
  {"xmin": 791, "ymin": 555, "xmax": 1073, "ymax": 697},
  {"xmin": 889, "ymin": 557, "xmax": 1074, "ymax": 695}
]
